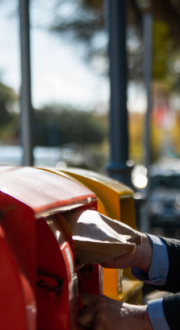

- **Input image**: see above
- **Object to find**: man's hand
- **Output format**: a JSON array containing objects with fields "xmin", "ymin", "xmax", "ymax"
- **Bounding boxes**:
[
  {"xmin": 101, "ymin": 233, "xmax": 153, "ymax": 273},
  {"xmin": 79, "ymin": 293, "xmax": 153, "ymax": 330},
  {"xmin": 64, "ymin": 210, "xmax": 153, "ymax": 273}
]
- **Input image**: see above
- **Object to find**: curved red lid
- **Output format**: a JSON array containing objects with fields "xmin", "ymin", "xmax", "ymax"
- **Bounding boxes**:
[{"xmin": 0, "ymin": 166, "xmax": 96, "ymax": 216}]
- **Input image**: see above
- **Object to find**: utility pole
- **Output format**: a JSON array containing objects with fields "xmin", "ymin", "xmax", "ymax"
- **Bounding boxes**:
[
  {"xmin": 142, "ymin": 13, "xmax": 153, "ymax": 232},
  {"xmin": 105, "ymin": 0, "xmax": 133, "ymax": 187},
  {"xmin": 143, "ymin": 13, "xmax": 153, "ymax": 171},
  {"xmin": 19, "ymin": 0, "xmax": 33, "ymax": 165}
]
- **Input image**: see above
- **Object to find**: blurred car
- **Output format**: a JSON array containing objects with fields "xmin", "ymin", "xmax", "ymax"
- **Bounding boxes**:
[
  {"xmin": 0, "ymin": 145, "xmax": 61, "ymax": 167},
  {"xmin": 56, "ymin": 143, "xmax": 89, "ymax": 169},
  {"xmin": 0, "ymin": 144, "xmax": 94, "ymax": 170},
  {"xmin": 147, "ymin": 162, "xmax": 180, "ymax": 230}
]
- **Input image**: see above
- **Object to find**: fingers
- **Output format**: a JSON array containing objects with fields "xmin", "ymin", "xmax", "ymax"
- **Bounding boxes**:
[
  {"xmin": 78, "ymin": 294, "xmax": 98, "ymax": 328},
  {"xmin": 100, "ymin": 252, "xmax": 133, "ymax": 269},
  {"xmin": 80, "ymin": 293, "xmax": 97, "ymax": 306},
  {"xmin": 78, "ymin": 313, "xmax": 93, "ymax": 329},
  {"xmin": 78, "ymin": 326, "xmax": 90, "ymax": 330},
  {"xmin": 75, "ymin": 263, "xmax": 86, "ymax": 271},
  {"xmin": 78, "ymin": 294, "xmax": 123, "ymax": 330}
]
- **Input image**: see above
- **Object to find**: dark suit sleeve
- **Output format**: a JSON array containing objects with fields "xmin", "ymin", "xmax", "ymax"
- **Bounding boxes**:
[
  {"xmin": 163, "ymin": 293, "xmax": 180, "ymax": 330},
  {"xmin": 152, "ymin": 237, "xmax": 180, "ymax": 330},
  {"xmin": 157, "ymin": 237, "xmax": 180, "ymax": 293}
]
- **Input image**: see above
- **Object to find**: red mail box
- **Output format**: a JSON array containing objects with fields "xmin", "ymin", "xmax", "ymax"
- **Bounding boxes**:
[{"xmin": 0, "ymin": 166, "xmax": 101, "ymax": 330}]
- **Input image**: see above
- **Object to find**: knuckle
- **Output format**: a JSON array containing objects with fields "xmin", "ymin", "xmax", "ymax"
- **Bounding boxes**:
[
  {"xmin": 96, "ymin": 295, "xmax": 108, "ymax": 311},
  {"xmin": 98, "ymin": 294, "xmax": 106, "ymax": 303},
  {"xmin": 96, "ymin": 312, "xmax": 105, "ymax": 325}
]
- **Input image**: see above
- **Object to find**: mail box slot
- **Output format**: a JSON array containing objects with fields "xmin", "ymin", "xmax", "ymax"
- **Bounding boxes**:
[{"xmin": 0, "ymin": 166, "xmax": 102, "ymax": 330}]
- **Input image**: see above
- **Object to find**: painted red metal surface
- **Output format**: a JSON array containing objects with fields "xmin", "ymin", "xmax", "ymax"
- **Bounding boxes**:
[
  {"xmin": 78, "ymin": 264, "xmax": 103, "ymax": 296},
  {"xmin": 0, "ymin": 166, "xmax": 102, "ymax": 330},
  {"xmin": 0, "ymin": 193, "xmax": 36, "ymax": 290},
  {"xmin": 36, "ymin": 217, "xmax": 78, "ymax": 330},
  {"xmin": 0, "ymin": 166, "xmax": 96, "ymax": 215},
  {"xmin": 0, "ymin": 194, "xmax": 37, "ymax": 330},
  {"xmin": 0, "ymin": 234, "xmax": 28, "ymax": 330}
]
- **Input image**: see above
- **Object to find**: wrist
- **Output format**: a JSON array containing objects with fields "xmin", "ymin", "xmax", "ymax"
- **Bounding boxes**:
[
  {"xmin": 144, "ymin": 305, "xmax": 153, "ymax": 330},
  {"xmin": 122, "ymin": 303, "xmax": 153, "ymax": 330},
  {"xmin": 133, "ymin": 234, "xmax": 153, "ymax": 273}
]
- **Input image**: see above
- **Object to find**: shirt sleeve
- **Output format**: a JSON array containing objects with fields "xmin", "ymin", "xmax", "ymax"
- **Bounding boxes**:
[
  {"xmin": 131, "ymin": 234, "xmax": 170, "ymax": 330},
  {"xmin": 148, "ymin": 299, "xmax": 170, "ymax": 330},
  {"xmin": 131, "ymin": 234, "xmax": 169, "ymax": 285}
]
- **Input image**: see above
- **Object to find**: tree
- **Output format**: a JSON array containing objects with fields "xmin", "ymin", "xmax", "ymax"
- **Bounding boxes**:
[
  {"xmin": 47, "ymin": 0, "xmax": 180, "ymax": 82},
  {"xmin": 0, "ymin": 82, "xmax": 19, "ymax": 143},
  {"xmin": 34, "ymin": 105, "xmax": 107, "ymax": 147},
  {"xmin": 48, "ymin": 0, "xmax": 144, "ymax": 79},
  {"xmin": 0, "ymin": 82, "xmax": 17, "ymax": 128}
]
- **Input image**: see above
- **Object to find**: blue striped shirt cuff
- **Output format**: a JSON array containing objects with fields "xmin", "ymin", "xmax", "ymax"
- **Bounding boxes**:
[
  {"xmin": 132, "ymin": 234, "xmax": 169, "ymax": 285},
  {"xmin": 148, "ymin": 299, "xmax": 170, "ymax": 330}
]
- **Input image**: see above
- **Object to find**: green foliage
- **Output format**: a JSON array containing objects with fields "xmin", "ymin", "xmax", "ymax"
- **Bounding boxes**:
[
  {"xmin": 49, "ymin": 0, "xmax": 144, "ymax": 79},
  {"xmin": 153, "ymin": 21, "xmax": 169, "ymax": 80},
  {"xmin": 34, "ymin": 105, "xmax": 107, "ymax": 147},
  {"xmin": 51, "ymin": 0, "xmax": 104, "ymax": 41},
  {"xmin": 0, "ymin": 82, "xmax": 17, "ymax": 128},
  {"xmin": 0, "ymin": 82, "xmax": 107, "ymax": 146},
  {"xmin": 0, "ymin": 82, "xmax": 19, "ymax": 143},
  {"xmin": 50, "ymin": 0, "xmax": 104, "ymax": 49}
]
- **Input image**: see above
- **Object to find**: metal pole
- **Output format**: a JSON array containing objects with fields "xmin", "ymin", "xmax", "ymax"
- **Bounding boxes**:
[
  {"xmin": 19, "ymin": 0, "xmax": 33, "ymax": 165},
  {"xmin": 106, "ymin": 0, "xmax": 133, "ymax": 186},
  {"xmin": 143, "ymin": 13, "xmax": 153, "ymax": 232},
  {"xmin": 143, "ymin": 14, "xmax": 153, "ymax": 170}
]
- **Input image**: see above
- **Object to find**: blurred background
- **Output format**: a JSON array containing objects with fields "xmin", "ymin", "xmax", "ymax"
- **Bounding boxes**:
[{"xmin": 1, "ymin": 0, "xmax": 180, "ymax": 238}]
